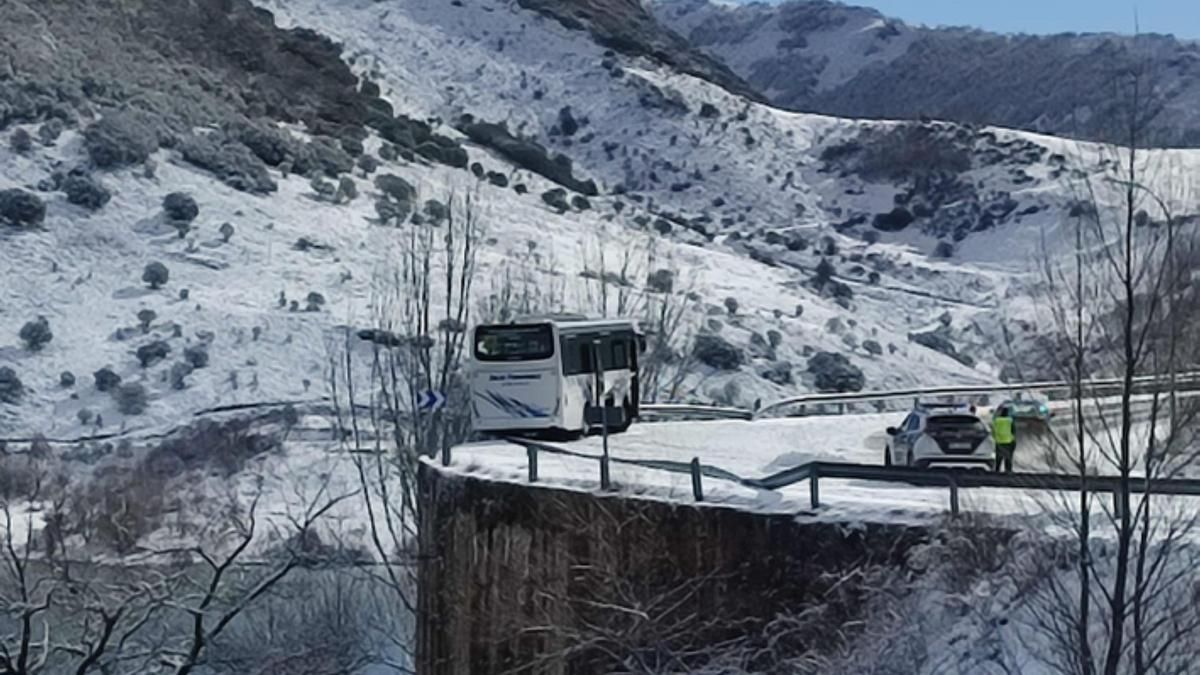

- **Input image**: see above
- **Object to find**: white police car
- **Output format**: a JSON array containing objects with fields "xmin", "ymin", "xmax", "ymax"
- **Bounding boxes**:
[{"xmin": 884, "ymin": 403, "xmax": 996, "ymax": 470}]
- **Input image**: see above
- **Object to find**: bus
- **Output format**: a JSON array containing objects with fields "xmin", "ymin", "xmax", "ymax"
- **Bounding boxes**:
[{"xmin": 469, "ymin": 316, "xmax": 644, "ymax": 437}]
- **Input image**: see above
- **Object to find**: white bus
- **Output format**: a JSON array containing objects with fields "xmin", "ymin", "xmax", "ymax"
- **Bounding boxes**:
[{"xmin": 469, "ymin": 317, "xmax": 644, "ymax": 437}]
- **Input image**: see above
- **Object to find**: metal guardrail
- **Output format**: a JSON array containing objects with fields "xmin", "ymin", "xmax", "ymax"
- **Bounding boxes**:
[
  {"xmin": 639, "ymin": 371, "xmax": 1200, "ymax": 422},
  {"xmin": 498, "ymin": 438, "xmax": 1200, "ymax": 518}
]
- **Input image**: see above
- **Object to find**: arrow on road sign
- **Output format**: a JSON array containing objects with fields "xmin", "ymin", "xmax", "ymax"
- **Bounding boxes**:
[{"xmin": 417, "ymin": 390, "xmax": 446, "ymax": 413}]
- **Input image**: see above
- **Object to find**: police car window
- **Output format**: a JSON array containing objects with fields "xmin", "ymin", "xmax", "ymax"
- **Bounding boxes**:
[{"xmin": 905, "ymin": 415, "xmax": 921, "ymax": 432}]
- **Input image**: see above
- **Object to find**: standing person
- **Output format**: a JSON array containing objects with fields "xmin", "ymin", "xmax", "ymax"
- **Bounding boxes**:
[{"xmin": 992, "ymin": 405, "xmax": 1016, "ymax": 473}]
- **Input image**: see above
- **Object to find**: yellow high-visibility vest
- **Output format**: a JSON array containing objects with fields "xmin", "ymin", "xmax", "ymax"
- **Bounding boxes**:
[{"xmin": 992, "ymin": 415, "xmax": 1015, "ymax": 444}]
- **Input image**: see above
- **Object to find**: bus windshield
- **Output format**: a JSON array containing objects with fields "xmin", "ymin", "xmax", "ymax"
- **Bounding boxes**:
[{"xmin": 474, "ymin": 324, "xmax": 555, "ymax": 362}]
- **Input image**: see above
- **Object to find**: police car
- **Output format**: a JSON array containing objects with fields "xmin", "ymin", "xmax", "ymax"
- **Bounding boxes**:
[{"xmin": 884, "ymin": 402, "xmax": 996, "ymax": 470}]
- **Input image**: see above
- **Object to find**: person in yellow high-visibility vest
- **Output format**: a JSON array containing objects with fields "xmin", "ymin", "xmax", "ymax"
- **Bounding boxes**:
[{"xmin": 992, "ymin": 406, "xmax": 1016, "ymax": 473}]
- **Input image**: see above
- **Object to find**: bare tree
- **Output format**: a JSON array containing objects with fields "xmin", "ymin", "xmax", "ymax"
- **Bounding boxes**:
[
  {"xmin": 327, "ymin": 187, "xmax": 483, "ymax": 672},
  {"xmin": 1019, "ymin": 43, "xmax": 1200, "ymax": 675}
]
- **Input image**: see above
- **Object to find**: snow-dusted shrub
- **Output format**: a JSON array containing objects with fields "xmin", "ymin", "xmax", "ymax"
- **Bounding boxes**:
[
  {"xmin": 0, "ymin": 188, "xmax": 46, "ymax": 228},
  {"xmin": 693, "ymin": 334, "xmax": 744, "ymax": 371},
  {"xmin": 83, "ymin": 109, "xmax": 163, "ymax": 169},
  {"xmin": 807, "ymin": 352, "xmax": 865, "ymax": 393},
  {"xmin": 374, "ymin": 173, "xmax": 415, "ymax": 203},
  {"xmin": 142, "ymin": 261, "xmax": 169, "ymax": 289},
  {"xmin": 459, "ymin": 117, "xmax": 597, "ymax": 194},
  {"xmin": 162, "ymin": 192, "xmax": 198, "ymax": 223},
  {"xmin": 571, "ymin": 195, "xmax": 591, "ymax": 211},
  {"xmin": 305, "ymin": 137, "xmax": 355, "ymax": 177},
  {"xmin": 183, "ymin": 345, "xmax": 209, "ymax": 369},
  {"xmin": 541, "ymin": 188, "xmax": 570, "ymax": 212},
  {"xmin": 814, "ymin": 258, "xmax": 836, "ymax": 286},
  {"xmin": 62, "ymin": 172, "xmax": 112, "ymax": 210},
  {"xmin": 356, "ymin": 154, "xmax": 380, "ymax": 175},
  {"xmin": 933, "ymin": 241, "xmax": 955, "ymax": 258},
  {"xmin": 19, "ymin": 316, "xmax": 53, "ymax": 351},
  {"xmin": 378, "ymin": 142, "xmax": 398, "ymax": 161},
  {"xmin": 486, "ymin": 171, "xmax": 508, "ymax": 187},
  {"xmin": 767, "ymin": 329, "xmax": 783, "ymax": 349},
  {"xmin": 60, "ymin": 371, "xmax": 76, "ymax": 387},
  {"xmin": 115, "ymin": 383, "xmax": 148, "ymax": 415},
  {"xmin": 647, "ymin": 269, "xmax": 675, "ymax": 294},
  {"xmin": 9, "ymin": 128, "xmax": 32, "ymax": 154},
  {"xmin": 310, "ymin": 176, "xmax": 336, "ymax": 200},
  {"xmin": 423, "ymin": 199, "xmax": 448, "ymax": 224},
  {"xmin": 761, "ymin": 361, "xmax": 793, "ymax": 385},
  {"xmin": 724, "ymin": 296, "xmax": 739, "ymax": 316},
  {"xmin": 93, "ymin": 367, "xmax": 122, "ymax": 392},
  {"xmin": 0, "ymin": 367, "xmax": 23, "ymax": 403},
  {"xmin": 77, "ymin": 408, "xmax": 93, "ymax": 425},
  {"xmin": 136, "ymin": 340, "xmax": 171, "ymax": 368},
  {"xmin": 36, "ymin": 119, "xmax": 63, "ymax": 146},
  {"xmin": 873, "ymin": 207, "xmax": 915, "ymax": 232},
  {"xmin": 219, "ymin": 222, "xmax": 235, "ymax": 243},
  {"xmin": 179, "ymin": 133, "xmax": 277, "ymax": 194},
  {"xmin": 305, "ymin": 292, "xmax": 326, "ymax": 312},
  {"xmin": 169, "ymin": 361, "xmax": 194, "ymax": 390},
  {"xmin": 863, "ymin": 340, "xmax": 884, "ymax": 357},
  {"xmin": 336, "ymin": 176, "xmax": 358, "ymax": 203}
]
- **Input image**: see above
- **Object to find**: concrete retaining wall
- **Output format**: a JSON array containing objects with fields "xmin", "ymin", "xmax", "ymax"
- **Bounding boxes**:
[{"xmin": 417, "ymin": 464, "xmax": 931, "ymax": 674}]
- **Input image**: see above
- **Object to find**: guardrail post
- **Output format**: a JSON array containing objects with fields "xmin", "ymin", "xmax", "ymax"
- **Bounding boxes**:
[
  {"xmin": 527, "ymin": 445, "xmax": 538, "ymax": 483},
  {"xmin": 691, "ymin": 457, "xmax": 704, "ymax": 502},
  {"xmin": 810, "ymin": 466, "xmax": 820, "ymax": 509},
  {"xmin": 600, "ymin": 455, "xmax": 611, "ymax": 491},
  {"xmin": 948, "ymin": 475, "xmax": 960, "ymax": 517}
]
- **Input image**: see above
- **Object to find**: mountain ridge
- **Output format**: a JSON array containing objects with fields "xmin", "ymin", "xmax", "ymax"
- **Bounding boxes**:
[{"xmin": 653, "ymin": 0, "xmax": 1200, "ymax": 147}]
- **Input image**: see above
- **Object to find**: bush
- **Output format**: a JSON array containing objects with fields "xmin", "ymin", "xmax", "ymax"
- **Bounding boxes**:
[
  {"xmin": 184, "ymin": 345, "xmax": 210, "ymax": 369},
  {"xmin": 458, "ymin": 117, "xmax": 597, "ymax": 195},
  {"xmin": 0, "ymin": 189, "xmax": 46, "ymax": 228},
  {"xmin": 143, "ymin": 261, "xmax": 169, "ymax": 289},
  {"xmin": 336, "ymin": 176, "xmax": 358, "ymax": 203},
  {"xmin": 19, "ymin": 316, "xmax": 52, "ymax": 351},
  {"xmin": 219, "ymin": 222, "xmax": 235, "ymax": 243},
  {"xmin": 305, "ymin": 292, "xmax": 326, "ymax": 312},
  {"xmin": 169, "ymin": 361, "xmax": 194, "ymax": 390},
  {"xmin": 724, "ymin": 297, "xmax": 739, "ymax": 316},
  {"xmin": 541, "ymin": 188, "xmax": 570, "ymax": 212},
  {"xmin": 9, "ymin": 128, "xmax": 32, "ymax": 153},
  {"xmin": 93, "ymin": 367, "xmax": 122, "ymax": 392},
  {"xmin": 115, "ymin": 383, "xmax": 148, "ymax": 415},
  {"xmin": 136, "ymin": 340, "xmax": 171, "ymax": 368},
  {"xmin": 647, "ymin": 269, "xmax": 675, "ymax": 294},
  {"xmin": 63, "ymin": 173, "xmax": 112, "ymax": 210},
  {"xmin": 36, "ymin": 119, "xmax": 63, "ymax": 146},
  {"xmin": 357, "ymin": 154, "xmax": 380, "ymax": 174},
  {"xmin": 767, "ymin": 329, "xmax": 783, "ymax": 349},
  {"xmin": 933, "ymin": 241, "xmax": 955, "ymax": 258},
  {"xmin": 807, "ymin": 352, "xmax": 865, "ymax": 393},
  {"xmin": 162, "ymin": 192, "xmax": 199, "ymax": 223},
  {"xmin": 178, "ymin": 133, "xmax": 277, "ymax": 194},
  {"xmin": 693, "ymin": 334, "xmax": 744, "ymax": 371},
  {"xmin": 83, "ymin": 110, "xmax": 163, "ymax": 169},
  {"xmin": 863, "ymin": 339, "xmax": 884, "ymax": 357},
  {"xmin": 873, "ymin": 207, "xmax": 915, "ymax": 232},
  {"xmin": 760, "ymin": 362, "xmax": 793, "ymax": 386},
  {"xmin": 0, "ymin": 367, "xmax": 23, "ymax": 403},
  {"xmin": 814, "ymin": 258, "xmax": 836, "ymax": 287},
  {"xmin": 60, "ymin": 371, "xmax": 76, "ymax": 387}
]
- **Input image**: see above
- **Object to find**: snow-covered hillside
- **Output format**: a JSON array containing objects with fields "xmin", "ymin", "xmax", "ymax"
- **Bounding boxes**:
[
  {"xmin": 2, "ymin": 0, "xmax": 1198, "ymax": 444},
  {"xmin": 653, "ymin": 0, "xmax": 1200, "ymax": 147}
]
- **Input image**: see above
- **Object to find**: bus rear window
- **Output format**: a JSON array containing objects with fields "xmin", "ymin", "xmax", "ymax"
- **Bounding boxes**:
[{"xmin": 474, "ymin": 325, "xmax": 555, "ymax": 362}]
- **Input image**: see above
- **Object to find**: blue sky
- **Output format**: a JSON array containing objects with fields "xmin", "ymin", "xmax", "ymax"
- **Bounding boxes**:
[{"xmin": 752, "ymin": 1, "xmax": 1200, "ymax": 39}]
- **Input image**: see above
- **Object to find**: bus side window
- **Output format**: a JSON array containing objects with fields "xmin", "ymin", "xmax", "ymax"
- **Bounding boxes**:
[{"xmin": 611, "ymin": 340, "xmax": 627, "ymax": 371}]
